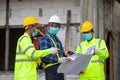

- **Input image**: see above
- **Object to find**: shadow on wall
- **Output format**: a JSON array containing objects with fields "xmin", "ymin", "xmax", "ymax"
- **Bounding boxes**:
[
  {"xmin": 0, "ymin": 29, "xmax": 5, "ymax": 71},
  {"xmin": 0, "ymin": 28, "xmax": 24, "ymax": 71},
  {"xmin": 9, "ymin": 28, "xmax": 24, "ymax": 71}
]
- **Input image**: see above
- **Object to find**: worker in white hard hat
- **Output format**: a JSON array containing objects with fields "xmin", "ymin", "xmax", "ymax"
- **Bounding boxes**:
[{"xmin": 38, "ymin": 15, "xmax": 71, "ymax": 80}]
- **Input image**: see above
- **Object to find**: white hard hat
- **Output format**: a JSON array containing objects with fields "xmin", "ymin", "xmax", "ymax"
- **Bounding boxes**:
[{"xmin": 49, "ymin": 15, "xmax": 61, "ymax": 23}]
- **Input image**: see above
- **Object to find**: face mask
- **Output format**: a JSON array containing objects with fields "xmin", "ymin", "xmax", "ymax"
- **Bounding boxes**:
[
  {"xmin": 48, "ymin": 27, "xmax": 59, "ymax": 35},
  {"xmin": 32, "ymin": 29, "xmax": 39, "ymax": 37},
  {"xmin": 83, "ymin": 33, "xmax": 92, "ymax": 40}
]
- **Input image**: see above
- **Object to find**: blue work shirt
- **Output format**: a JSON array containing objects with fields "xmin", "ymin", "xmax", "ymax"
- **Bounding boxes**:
[{"xmin": 39, "ymin": 33, "xmax": 65, "ymax": 63}]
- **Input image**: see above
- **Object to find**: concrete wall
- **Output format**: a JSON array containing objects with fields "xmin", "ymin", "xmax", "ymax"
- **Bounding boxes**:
[
  {"xmin": 100, "ymin": 0, "xmax": 120, "ymax": 80},
  {"xmin": 98, "ymin": 0, "xmax": 104, "ymax": 39},
  {"xmin": 112, "ymin": 1, "xmax": 120, "ymax": 80},
  {"xmin": 0, "ymin": 0, "xmax": 100, "ymax": 52},
  {"xmin": 0, "ymin": 0, "xmax": 81, "ymax": 51},
  {"xmin": 0, "ymin": 0, "xmax": 81, "ymax": 79},
  {"xmin": 0, "ymin": 0, "xmax": 6, "ymax": 25},
  {"xmin": 78, "ymin": 0, "xmax": 120, "ymax": 80},
  {"xmin": 0, "ymin": 0, "xmax": 120, "ymax": 79},
  {"xmin": 0, "ymin": 0, "xmax": 81, "ymax": 25}
]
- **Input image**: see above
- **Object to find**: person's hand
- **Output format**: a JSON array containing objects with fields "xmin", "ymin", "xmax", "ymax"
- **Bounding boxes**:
[
  {"xmin": 58, "ymin": 57, "xmax": 72, "ymax": 63},
  {"xmin": 65, "ymin": 50, "xmax": 74, "ymax": 56},
  {"xmin": 50, "ymin": 47, "xmax": 59, "ymax": 54},
  {"xmin": 93, "ymin": 49, "xmax": 98, "ymax": 55},
  {"xmin": 79, "ymin": 71, "xmax": 84, "ymax": 74}
]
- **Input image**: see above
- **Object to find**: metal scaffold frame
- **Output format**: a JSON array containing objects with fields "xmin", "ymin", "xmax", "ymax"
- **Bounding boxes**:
[{"xmin": 5, "ymin": 0, "xmax": 10, "ymax": 71}]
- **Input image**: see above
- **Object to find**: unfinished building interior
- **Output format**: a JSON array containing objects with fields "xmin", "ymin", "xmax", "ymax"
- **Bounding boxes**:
[{"xmin": 0, "ymin": 0, "xmax": 120, "ymax": 80}]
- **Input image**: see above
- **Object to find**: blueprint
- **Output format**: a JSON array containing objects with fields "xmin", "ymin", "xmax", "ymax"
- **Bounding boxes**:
[
  {"xmin": 57, "ymin": 46, "xmax": 96, "ymax": 75},
  {"xmin": 57, "ymin": 54, "xmax": 92, "ymax": 75}
]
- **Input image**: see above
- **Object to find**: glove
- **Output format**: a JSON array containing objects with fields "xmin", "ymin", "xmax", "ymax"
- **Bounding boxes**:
[
  {"xmin": 58, "ymin": 57, "xmax": 71, "ymax": 63},
  {"xmin": 50, "ymin": 47, "xmax": 59, "ymax": 54}
]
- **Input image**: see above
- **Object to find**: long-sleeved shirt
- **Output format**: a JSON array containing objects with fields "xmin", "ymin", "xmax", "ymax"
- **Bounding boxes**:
[{"xmin": 39, "ymin": 33, "xmax": 65, "ymax": 63}]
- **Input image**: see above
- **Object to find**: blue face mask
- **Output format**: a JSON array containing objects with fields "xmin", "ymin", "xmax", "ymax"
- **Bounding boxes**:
[
  {"xmin": 32, "ymin": 29, "xmax": 39, "ymax": 37},
  {"xmin": 48, "ymin": 27, "xmax": 59, "ymax": 35},
  {"xmin": 83, "ymin": 33, "xmax": 92, "ymax": 40}
]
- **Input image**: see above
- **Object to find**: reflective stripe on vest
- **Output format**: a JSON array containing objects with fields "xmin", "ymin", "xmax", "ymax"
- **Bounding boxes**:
[
  {"xmin": 18, "ymin": 36, "xmax": 28, "ymax": 54},
  {"xmin": 16, "ymin": 46, "xmax": 34, "ymax": 55},
  {"xmin": 43, "ymin": 34, "xmax": 60, "ymax": 69},
  {"xmin": 79, "ymin": 39, "xmax": 104, "ymax": 64},
  {"xmin": 31, "ymin": 50, "xmax": 36, "ymax": 58},
  {"xmin": 16, "ymin": 35, "xmax": 35, "ymax": 63},
  {"xmin": 16, "ymin": 59, "xmax": 35, "ymax": 62},
  {"xmin": 16, "ymin": 46, "xmax": 35, "ymax": 59},
  {"xmin": 91, "ymin": 60, "xmax": 104, "ymax": 64},
  {"xmin": 79, "ymin": 39, "xmax": 102, "ymax": 53}
]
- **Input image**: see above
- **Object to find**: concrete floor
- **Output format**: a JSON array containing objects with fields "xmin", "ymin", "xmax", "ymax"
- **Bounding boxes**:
[
  {"xmin": 0, "ymin": 70, "xmax": 46, "ymax": 80},
  {"xmin": 0, "ymin": 70, "xmax": 79, "ymax": 80}
]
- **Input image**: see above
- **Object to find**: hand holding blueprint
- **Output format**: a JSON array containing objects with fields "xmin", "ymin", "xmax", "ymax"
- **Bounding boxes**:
[
  {"xmin": 57, "ymin": 54, "xmax": 92, "ymax": 75},
  {"xmin": 86, "ymin": 45, "xmax": 96, "ymax": 55},
  {"xmin": 57, "ymin": 46, "xmax": 96, "ymax": 75},
  {"xmin": 67, "ymin": 54, "xmax": 82, "ymax": 60}
]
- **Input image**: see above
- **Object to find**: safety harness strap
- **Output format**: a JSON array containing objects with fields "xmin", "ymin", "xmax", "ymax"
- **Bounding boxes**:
[
  {"xmin": 46, "ymin": 34, "xmax": 57, "ymax": 48},
  {"xmin": 46, "ymin": 34, "xmax": 59, "ymax": 57},
  {"xmin": 43, "ymin": 34, "xmax": 60, "ymax": 69}
]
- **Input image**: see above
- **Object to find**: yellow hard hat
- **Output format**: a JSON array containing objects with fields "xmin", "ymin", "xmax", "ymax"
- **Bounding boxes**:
[
  {"xmin": 23, "ymin": 16, "xmax": 40, "ymax": 27},
  {"xmin": 80, "ymin": 21, "xmax": 94, "ymax": 32}
]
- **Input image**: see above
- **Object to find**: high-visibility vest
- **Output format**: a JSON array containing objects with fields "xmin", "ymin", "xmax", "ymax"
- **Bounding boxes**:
[
  {"xmin": 75, "ymin": 38, "xmax": 109, "ymax": 80},
  {"xmin": 14, "ymin": 33, "xmax": 51, "ymax": 80},
  {"xmin": 43, "ymin": 34, "xmax": 60, "ymax": 69}
]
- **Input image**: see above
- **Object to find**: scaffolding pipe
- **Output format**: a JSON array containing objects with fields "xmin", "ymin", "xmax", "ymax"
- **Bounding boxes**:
[
  {"xmin": 93, "ymin": 0, "xmax": 99, "ymax": 37},
  {"xmin": 5, "ymin": 0, "xmax": 10, "ymax": 71}
]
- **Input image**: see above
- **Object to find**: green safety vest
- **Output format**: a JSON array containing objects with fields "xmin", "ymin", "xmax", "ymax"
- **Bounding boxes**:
[
  {"xmin": 43, "ymin": 34, "xmax": 60, "ymax": 69},
  {"xmin": 14, "ymin": 33, "xmax": 51, "ymax": 80},
  {"xmin": 75, "ymin": 38, "xmax": 109, "ymax": 80}
]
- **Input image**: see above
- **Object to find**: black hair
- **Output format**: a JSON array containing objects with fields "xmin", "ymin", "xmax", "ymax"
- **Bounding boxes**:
[{"xmin": 90, "ymin": 29, "xmax": 94, "ymax": 32}]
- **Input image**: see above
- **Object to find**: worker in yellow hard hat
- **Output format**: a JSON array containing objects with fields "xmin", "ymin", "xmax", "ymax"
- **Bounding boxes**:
[
  {"xmin": 75, "ymin": 20, "xmax": 109, "ymax": 80},
  {"xmin": 80, "ymin": 20, "xmax": 94, "ymax": 32},
  {"xmin": 14, "ymin": 16, "xmax": 59, "ymax": 80}
]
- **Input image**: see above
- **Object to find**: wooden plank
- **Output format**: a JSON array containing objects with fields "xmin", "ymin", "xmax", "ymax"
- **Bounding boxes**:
[
  {"xmin": 104, "ymin": 27, "xmax": 114, "ymax": 80},
  {"xmin": 109, "ymin": 32, "xmax": 114, "ymax": 80},
  {"xmin": 65, "ymin": 10, "xmax": 71, "ymax": 50}
]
